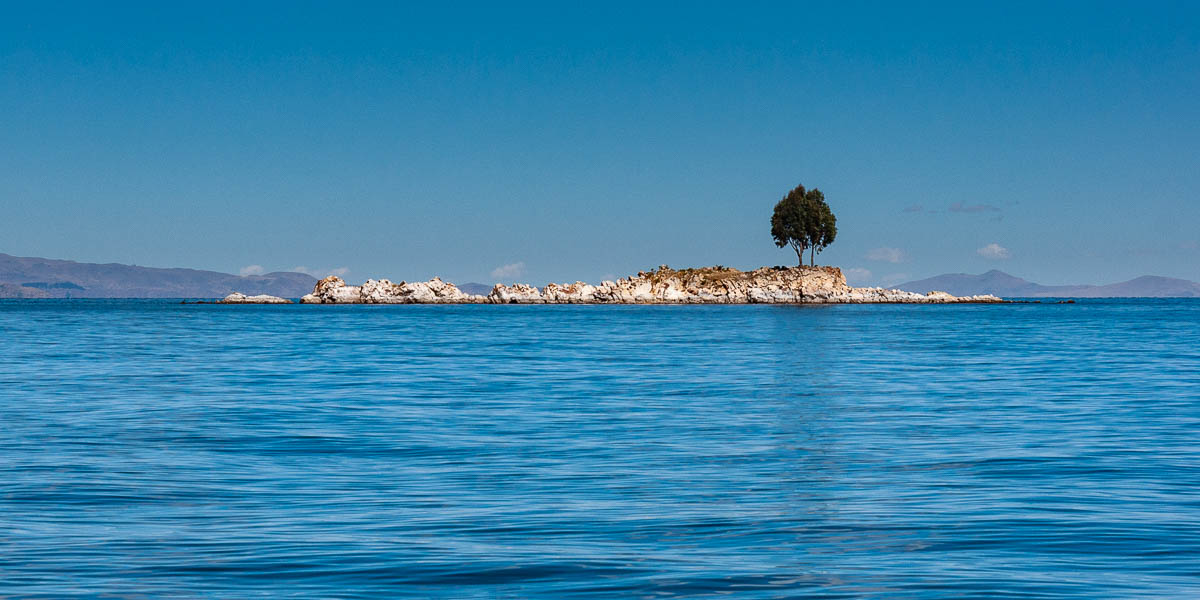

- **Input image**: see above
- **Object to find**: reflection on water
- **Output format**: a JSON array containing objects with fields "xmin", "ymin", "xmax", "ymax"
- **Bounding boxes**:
[{"xmin": 1, "ymin": 300, "xmax": 1198, "ymax": 597}]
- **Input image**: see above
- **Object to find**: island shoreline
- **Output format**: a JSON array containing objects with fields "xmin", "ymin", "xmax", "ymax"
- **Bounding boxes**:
[{"xmin": 220, "ymin": 265, "xmax": 1005, "ymax": 305}]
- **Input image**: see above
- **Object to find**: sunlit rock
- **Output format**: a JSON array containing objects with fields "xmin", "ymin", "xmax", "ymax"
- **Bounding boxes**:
[
  {"xmin": 297, "ymin": 266, "xmax": 1004, "ymax": 305},
  {"xmin": 301, "ymin": 275, "xmax": 483, "ymax": 304},
  {"xmin": 488, "ymin": 283, "xmax": 544, "ymax": 304},
  {"xmin": 219, "ymin": 292, "xmax": 291, "ymax": 304}
]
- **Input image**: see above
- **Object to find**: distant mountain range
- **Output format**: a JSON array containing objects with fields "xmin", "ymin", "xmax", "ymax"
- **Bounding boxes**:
[
  {"xmin": 899, "ymin": 269, "xmax": 1200, "ymax": 298},
  {"xmin": 0, "ymin": 253, "xmax": 317, "ymax": 298}
]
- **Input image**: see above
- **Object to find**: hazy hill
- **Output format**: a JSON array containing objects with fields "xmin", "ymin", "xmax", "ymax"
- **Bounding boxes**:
[
  {"xmin": 899, "ymin": 269, "xmax": 1200, "ymax": 298},
  {"xmin": 457, "ymin": 282, "xmax": 493, "ymax": 295},
  {"xmin": 0, "ymin": 253, "xmax": 317, "ymax": 298},
  {"xmin": 0, "ymin": 283, "xmax": 52, "ymax": 299}
]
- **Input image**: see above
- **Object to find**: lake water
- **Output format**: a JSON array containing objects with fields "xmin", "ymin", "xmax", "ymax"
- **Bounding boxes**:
[{"xmin": 2, "ymin": 299, "xmax": 1198, "ymax": 598}]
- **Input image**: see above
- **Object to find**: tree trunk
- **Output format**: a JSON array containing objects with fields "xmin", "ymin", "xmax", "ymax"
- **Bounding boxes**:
[
  {"xmin": 794, "ymin": 245, "xmax": 803, "ymax": 266},
  {"xmin": 810, "ymin": 247, "xmax": 815, "ymax": 266}
]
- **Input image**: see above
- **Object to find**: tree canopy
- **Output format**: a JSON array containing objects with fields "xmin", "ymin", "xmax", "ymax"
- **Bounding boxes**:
[{"xmin": 770, "ymin": 184, "xmax": 837, "ymax": 266}]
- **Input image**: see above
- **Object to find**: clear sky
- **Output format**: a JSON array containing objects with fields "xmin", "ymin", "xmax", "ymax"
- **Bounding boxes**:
[{"xmin": 2, "ymin": 2, "xmax": 1198, "ymax": 286}]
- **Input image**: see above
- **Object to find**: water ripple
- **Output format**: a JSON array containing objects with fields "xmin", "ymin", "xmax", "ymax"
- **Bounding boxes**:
[{"xmin": 1, "ymin": 299, "xmax": 1198, "ymax": 597}]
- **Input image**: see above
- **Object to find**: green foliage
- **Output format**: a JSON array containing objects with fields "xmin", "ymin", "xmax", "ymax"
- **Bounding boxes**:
[
  {"xmin": 770, "ymin": 183, "xmax": 838, "ymax": 266},
  {"xmin": 807, "ymin": 188, "xmax": 837, "ymax": 265},
  {"xmin": 770, "ymin": 184, "xmax": 810, "ymax": 265}
]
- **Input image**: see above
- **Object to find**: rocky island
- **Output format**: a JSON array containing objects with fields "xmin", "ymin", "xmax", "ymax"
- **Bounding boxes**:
[
  {"xmin": 283, "ymin": 184, "xmax": 997, "ymax": 305},
  {"xmin": 292, "ymin": 265, "xmax": 1002, "ymax": 304},
  {"xmin": 211, "ymin": 183, "xmax": 1008, "ymax": 305}
]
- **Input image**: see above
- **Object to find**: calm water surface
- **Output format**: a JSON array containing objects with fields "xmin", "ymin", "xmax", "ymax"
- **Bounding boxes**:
[{"xmin": 2, "ymin": 300, "xmax": 1198, "ymax": 598}]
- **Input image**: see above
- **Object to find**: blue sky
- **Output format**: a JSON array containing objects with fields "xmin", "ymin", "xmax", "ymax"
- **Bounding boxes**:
[{"xmin": 2, "ymin": 2, "xmax": 1198, "ymax": 286}]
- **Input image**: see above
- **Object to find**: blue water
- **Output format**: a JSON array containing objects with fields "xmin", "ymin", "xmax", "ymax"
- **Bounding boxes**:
[{"xmin": 2, "ymin": 300, "xmax": 1198, "ymax": 598}]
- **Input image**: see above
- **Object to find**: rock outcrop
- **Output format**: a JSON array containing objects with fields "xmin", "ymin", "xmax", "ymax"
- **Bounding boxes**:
[
  {"xmin": 300, "ymin": 276, "xmax": 485, "ymax": 304},
  {"xmin": 296, "ymin": 266, "xmax": 1003, "ymax": 304},
  {"xmin": 487, "ymin": 265, "xmax": 1000, "ymax": 304},
  {"xmin": 219, "ymin": 292, "xmax": 292, "ymax": 304}
]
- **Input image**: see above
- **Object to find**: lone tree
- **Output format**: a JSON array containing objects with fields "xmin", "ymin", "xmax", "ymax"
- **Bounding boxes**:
[{"xmin": 771, "ymin": 184, "xmax": 838, "ymax": 266}]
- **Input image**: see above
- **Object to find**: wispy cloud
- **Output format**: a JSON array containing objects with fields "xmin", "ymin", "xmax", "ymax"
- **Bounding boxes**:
[
  {"xmin": 292, "ymin": 266, "xmax": 350, "ymax": 278},
  {"xmin": 239, "ymin": 265, "xmax": 265, "ymax": 276},
  {"xmin": 866, "ymin": 247, "xmax": 906, "ymax": 263},
  {"xmin": 902, "ymin": 204, "xmax": 925, "ymax": 213},
  {"xmin": 490, "ymin": 261, "xmax": 526, "ymax": 280},
  {"xmin": 843, "ymin": 267, "xmax": 872, "ymax": 285},
  {"xmin": 977, "ymin": 243, "xmax": 1011, "ymax": 259},
  {"xmin": 950, "ymin": 202, "xmax": 1000, "ymax": 214}
]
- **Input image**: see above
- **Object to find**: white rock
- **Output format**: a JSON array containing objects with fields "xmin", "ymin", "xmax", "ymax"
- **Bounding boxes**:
[
  {"xmin": 298, "ymin": 267, "xmax": 1005, "ymax": 305},
  {"xmin": 488, "ymin": 283, "xmax": 544, "ymax": 304},
  {"xmin": 300, "ymin": 275, "xmax": 482, "ymax": 304},
  {"xmin": 219, "ymin": 292, "xmax": 291, "ymax": 304},
  {"xmin": 542, "ymin": 282, "xmax": 597, "ymax": 303}
]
